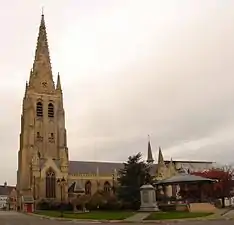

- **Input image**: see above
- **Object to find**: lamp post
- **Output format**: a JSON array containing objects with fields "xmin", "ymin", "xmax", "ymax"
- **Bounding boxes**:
[
  {"xmin": 112, "ymin": 173, "xmax": 115, "ymax": 194},
  {"xmin": 33, "ymin": 176, "xmax": 36, "ymax": 210},
  {"xmin": 57, "ymin": 177, "xmax": 66, "ymax": 217}
]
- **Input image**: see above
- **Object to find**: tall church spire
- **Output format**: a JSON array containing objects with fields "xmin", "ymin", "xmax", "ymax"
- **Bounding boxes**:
[
  {"xmin": 147, "ymin": 135, "xmax": 154, "ymax": 163},
  {"xmin": 30, "ymin": 13, "xmax": 55, "ymax": 92}
]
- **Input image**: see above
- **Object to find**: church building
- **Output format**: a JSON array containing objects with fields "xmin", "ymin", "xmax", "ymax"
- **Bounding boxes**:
[
  {"xmin": 16, "ymin": 14, "xmax": 215, "ymax": 210},
  {"xmin": 16, "ymin": 14, "xmax": 124, "ymax": 210}
]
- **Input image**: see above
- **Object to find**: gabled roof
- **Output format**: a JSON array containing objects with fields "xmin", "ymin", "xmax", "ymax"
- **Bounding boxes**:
[
  {"xmin": 22, "ymin": 195, "xmax": 34, "ymax": 203},
  {"xmin": 68, "ymin": 181, "xmax": 85, "ymax": 194},
  {"xmin": 0, "ymin": 185, "xmax": 15, "ymax": 196}
]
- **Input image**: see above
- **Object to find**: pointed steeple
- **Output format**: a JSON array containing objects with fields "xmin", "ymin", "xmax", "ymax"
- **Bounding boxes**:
[
  {"xmin": 56, "ymin": 72, "xmax": 62, "ymax": 90},
  {"xmin": 30, "ymin": 13, "xmax": 55, "ymax": 92},
  {"xmin": 158, "ymin": 146, "xmax": 164, "ymax": 165},
  {"xmin": 147, "ymin": 135, "xmax": 154, "ymax": 163}
]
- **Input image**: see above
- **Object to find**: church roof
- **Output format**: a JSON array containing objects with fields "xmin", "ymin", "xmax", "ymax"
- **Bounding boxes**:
[
  {"xmin": 68, "ymin": 160, "xmax": 158, "ymax": 175},
  {"xmin": 40, "ymin": 159, "xmax": 212, "ymax": 177},
  {"xmin": 69, "ymin": 161, "xmax": 124, "ymax": 175}
]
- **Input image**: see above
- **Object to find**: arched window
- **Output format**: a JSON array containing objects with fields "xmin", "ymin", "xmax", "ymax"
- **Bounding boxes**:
[
  {"xmin": 36, "ymin": 102, "xmax": 43, "ymax": 117},
  {"xmin": 48, "ymin": 103, "xmax": 54, "ymax": 118},
  {"xmin": 46, "ymin": 168, "xmax": 56, "ymax": 198},
  {"xmin": 103, "ymin": 181, "xmax": 111, "ymax": 193},
  {"xmin": 85, "ymin": 181, "xmax": 92, "ymax": 195}
]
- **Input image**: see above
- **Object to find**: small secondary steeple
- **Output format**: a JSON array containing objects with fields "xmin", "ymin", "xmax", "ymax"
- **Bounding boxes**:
[
  {"xmin": 158, "ymin": 146, "xmax": 164, "ymax": 165},
  {"xmin": 147, "ymin": 135, "xmax": 154, "ymax": 163}
]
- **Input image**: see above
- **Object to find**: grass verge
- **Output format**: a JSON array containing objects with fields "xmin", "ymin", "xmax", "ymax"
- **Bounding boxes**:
[
  {"xmin": 35, "ymin": 210, "xmax": 135, "ymax": 220},
  {"xmin": 145, "ymin": 212, "xmax": 213, "ymax": 220}
]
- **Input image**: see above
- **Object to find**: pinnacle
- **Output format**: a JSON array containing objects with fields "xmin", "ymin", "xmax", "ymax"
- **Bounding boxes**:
[{"xmin": 56, "ymin": 72, "xmax": 62, "ymax": 90}]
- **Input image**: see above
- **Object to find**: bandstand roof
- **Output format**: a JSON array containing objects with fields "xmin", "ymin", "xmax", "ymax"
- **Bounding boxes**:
[{"xmin": 155, "ymin": 173, "xmax": 215, "ymax": 185}]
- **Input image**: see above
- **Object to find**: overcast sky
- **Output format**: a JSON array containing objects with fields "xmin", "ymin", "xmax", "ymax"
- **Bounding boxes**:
[{"xmin": 1, "ymin": 0, "xmax": 234, "ymax": 185}]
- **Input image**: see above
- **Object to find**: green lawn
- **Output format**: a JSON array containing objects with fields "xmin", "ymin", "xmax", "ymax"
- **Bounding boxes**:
[
  {"xmin": 145, "ymin": 212, "xmax": 213, "ymax": 220},
  {"xmin": 36, "ymin": 210, "xmax": 135, "ymax": 220}
]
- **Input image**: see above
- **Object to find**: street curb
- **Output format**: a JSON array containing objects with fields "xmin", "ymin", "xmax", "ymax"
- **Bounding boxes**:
[
  {"xmin": 26, "ymin": 213, "xmax": 123, "ymax": 223},
  {"xmin": 25, "ymin": 212, "xmax": 234, "ymax": 223}
]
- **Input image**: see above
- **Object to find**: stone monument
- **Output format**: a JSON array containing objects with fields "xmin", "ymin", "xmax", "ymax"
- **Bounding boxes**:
[{"xmin": 139, "ymin": 184, "xmax": 159, "ymax": 212}]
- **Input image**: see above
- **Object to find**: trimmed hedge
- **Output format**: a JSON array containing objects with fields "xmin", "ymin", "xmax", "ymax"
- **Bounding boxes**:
[{"xmin": 37, "ymin": 196, "xmax": 136, "ymax": 211}]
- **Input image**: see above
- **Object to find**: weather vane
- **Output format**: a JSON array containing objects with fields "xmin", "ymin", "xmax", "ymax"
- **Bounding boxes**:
[{"xmin": 42, "ymin": 6, "xmax": 44, "ymax": 15}]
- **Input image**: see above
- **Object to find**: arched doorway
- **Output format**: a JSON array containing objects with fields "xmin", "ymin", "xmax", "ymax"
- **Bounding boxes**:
[{"xmin": 45, "ymin": 168, "xmax": 56, "ymax": 198}]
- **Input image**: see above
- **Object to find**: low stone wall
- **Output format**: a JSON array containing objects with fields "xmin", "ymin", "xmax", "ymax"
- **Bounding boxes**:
[
  {"xmin": 176, "ymin": 204, "xmax": 189, "ymax": 212},
  {"xmin": 189, "ymin": 203, "xmax": 217, "ymax": 213}
]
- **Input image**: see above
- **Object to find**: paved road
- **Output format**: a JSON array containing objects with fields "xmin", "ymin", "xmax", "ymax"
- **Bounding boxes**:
[
  {"xmin": 0, "ymin": 210, "xmax": 233, "ymax": 225},
  {"xmin": 0, "ymin": 211, "xmax": 65, "ymax": 225}
]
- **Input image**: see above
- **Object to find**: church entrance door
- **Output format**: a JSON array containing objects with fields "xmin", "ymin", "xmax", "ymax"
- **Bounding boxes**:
[{"xmin": 26, "ymin": 204, "xmax": 32, "ymax": 213}]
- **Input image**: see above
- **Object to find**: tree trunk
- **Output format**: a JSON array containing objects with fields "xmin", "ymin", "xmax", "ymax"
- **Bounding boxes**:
[{"xmin": 221, "ymin": 197, "xmax": 225, "ymax": 208}]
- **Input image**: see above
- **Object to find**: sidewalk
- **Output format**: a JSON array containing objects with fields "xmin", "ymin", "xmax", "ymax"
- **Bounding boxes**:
[
  {"xmin": 124, "ymin": 213, "xmax": 151, "ymax": 222},
  {"xmin": 222, "ymin": 208, "xmax": 234, "ymax": 219}
]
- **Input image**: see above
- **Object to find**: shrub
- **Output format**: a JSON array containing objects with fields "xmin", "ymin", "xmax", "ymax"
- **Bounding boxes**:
[
  {"xmin": 36, "ymin": 199, "xmax": 73, "ymax": 211},
  {"xmin": 158, "ymin": 203, "xmax": 176, "ymax": 211},
  {"xmin": 214, "ymin": 199, "xmax": 222, "ymax": 208},
  {"xmin": 85, "ymin": 192, "xmax": 123, "ymax": 211},
  {"xmin": 120, "ymin": 201, "xmax": 140, "ymax": 210}
]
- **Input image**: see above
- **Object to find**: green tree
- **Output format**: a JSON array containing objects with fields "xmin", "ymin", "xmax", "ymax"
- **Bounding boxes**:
[{"xmin": 116, "ymin": 152, "xmax": 154, "ymax": 209}]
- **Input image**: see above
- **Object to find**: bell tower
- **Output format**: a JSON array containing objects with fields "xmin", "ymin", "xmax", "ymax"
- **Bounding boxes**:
[{"xmin": 17, "ymin": 13, "xmax": 69, "ymax": 199}]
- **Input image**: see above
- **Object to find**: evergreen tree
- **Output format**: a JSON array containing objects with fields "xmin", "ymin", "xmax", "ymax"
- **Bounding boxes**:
[{"xmin": 117, "ymin": 152, "xmax": 154, "ymax": 209}]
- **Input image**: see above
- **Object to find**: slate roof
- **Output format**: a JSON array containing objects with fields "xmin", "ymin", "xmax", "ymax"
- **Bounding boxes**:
[
  {"xmin": 68, "ymin": 160, "xmax": 158, "ymax": 175},
  {"xmin": 69, "ymin": 161, "xmax": 124, "ymax": 175},
  {"xmin": 22, "ymin": 195, "xmax": 34, "ymax": 203},
  {"xmin": 0, "ymin": 185, "xmax": 15, "ymax": 196},
  {"xmin": 39, "ymin": 158, "xmax": 212, "ymax": 176},
  {"xmin": 164, "ymin": 160, "xmax": 214, "ymax": 164}
]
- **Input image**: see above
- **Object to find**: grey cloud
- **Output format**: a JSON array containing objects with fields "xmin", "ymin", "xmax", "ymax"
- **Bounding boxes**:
[{"xmin": 2, "ymin": 1, "xmax": 234, "ymax": 185}]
